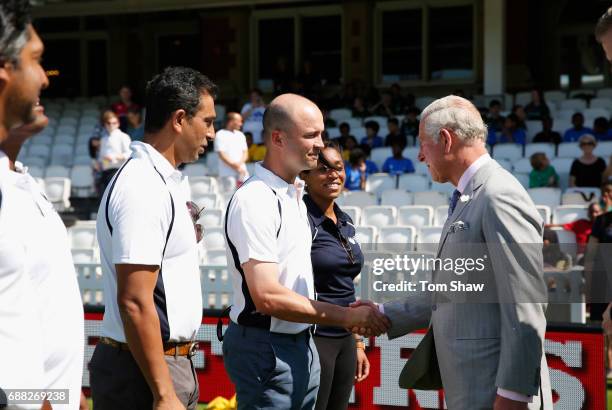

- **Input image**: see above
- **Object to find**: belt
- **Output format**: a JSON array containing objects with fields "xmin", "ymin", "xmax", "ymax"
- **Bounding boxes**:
[{"xmin": 99, "ymin": 337, "xmax": 198, "ymax": 357}]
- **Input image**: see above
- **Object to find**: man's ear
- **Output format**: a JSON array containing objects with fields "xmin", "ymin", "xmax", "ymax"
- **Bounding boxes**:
[
  {"xmin": 270, "ymin": 129, "xmax": 284, "ymax": 148},
  {"xmin": 171, "ymin": 109, "xmax": 186, "ymax": 133},
  {"xmin": 0, "ymin": 63, "xmax": 12, "ymax": 95},
  {"xmin": 440, "ymin": 128, "xmax": 453, "ymax": 154}
]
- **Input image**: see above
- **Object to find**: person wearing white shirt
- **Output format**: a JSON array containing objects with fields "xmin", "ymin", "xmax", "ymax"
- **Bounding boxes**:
[
  {"xmin": 215, "ymin": 112, "xmax": 249, "ymax": 184},
  {"xmin": 240, "ymin": 89, "xmax": 266, "ymax": 144},
  {"xmin": 90, "ymin": 67, "xmax": 217, "ymax": 410},
  {"xmin": 98, "ymin": 110, "xmax": 132, "ymax": 193}
]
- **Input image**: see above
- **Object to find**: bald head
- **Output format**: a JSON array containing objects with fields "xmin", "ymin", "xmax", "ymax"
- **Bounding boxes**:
[
  {"xmin": 420, "ymin": 95, "xmax": 487, "ymax": 144},
  {"xmin": 262, "ymin": 93, "xmax": 321, "ymax": 143}
]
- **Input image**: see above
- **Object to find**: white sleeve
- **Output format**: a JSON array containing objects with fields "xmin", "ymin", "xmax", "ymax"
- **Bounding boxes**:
[
  {"xmin": 214, "ymin": 132, "xmax": 225, "ymax": 153},
  {"xmin": 240, "ymin": 103, "xmax": 251, "ymax": 115},
  {"xmin": 226, "ymin": 191, "xmax": 279, "ymax": 265},
  {"xmin": 122, "ymin": 134, "xmax": 132, "ymax": 156},
  {"xmin": 238, "ymin": 133, "xmax": 248, "ymax": 151},
  {"xmin": 109, "ymin": 173, "xmax": 171, "ymax": 266}
]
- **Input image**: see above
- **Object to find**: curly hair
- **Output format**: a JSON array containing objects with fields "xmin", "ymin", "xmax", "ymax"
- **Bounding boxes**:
[{"xmin": 0, "ymin": 0, "xmax": 31, "ymax": 65}]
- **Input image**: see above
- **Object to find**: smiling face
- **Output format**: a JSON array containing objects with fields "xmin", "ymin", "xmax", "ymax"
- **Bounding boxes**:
[
  {"xmin": 283, "ymin": 103, "xmax": 325, "ymax": 173},
  {"xmin": 301, "ymin": 146, "xmax": 345, "ymax": 201},
  {"xmin": 176, "ymin": 92, "xmax": 216, "ymax": 164}
]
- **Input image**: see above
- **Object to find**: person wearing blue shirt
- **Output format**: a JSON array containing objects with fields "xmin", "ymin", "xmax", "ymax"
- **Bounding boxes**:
[
  {"xmin": 564, "ymin": 112, "xmax": 593, "ymax": 142},
  {"xmin": 500, "ymin": 114, "xmax": 526, "ymax": 145},
  {"xmin": 593, "ymin": 116, "xmax": 610, "ymax": 141},
  {"xmin": 382, "ymin": 142, "xmax": 415, "ymax": 175},
  {"xmin": 344, "ymin": 148, "xmax": 373, "ymax": 190},
  {"xmin": 300, "ymin": 143, "xmax": 369, "ymax": 410},
  {"xmin": 360, "ymin": 120, "xmax": 384, "ymax": 148}
]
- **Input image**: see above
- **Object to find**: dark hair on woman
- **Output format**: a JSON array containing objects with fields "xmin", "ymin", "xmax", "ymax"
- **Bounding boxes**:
[
  {"xmin": 348, "ymin": 148, "xmax": 366, "ymax": 166},
  {"xmin": 0, "ymin": 0, "xmax": 32, "ymax": 65},
  {"xmin": 144, "ymin": 66, "xmax": 218, "ymax": 133},
  {"xmin": 364, "ymin": 120, "xmax": 380, "ymax": 132}
]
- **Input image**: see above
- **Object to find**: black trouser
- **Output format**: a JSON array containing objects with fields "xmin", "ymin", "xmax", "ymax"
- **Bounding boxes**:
[
  {"xmin": 313, "ymin": 334, "xmax": 356, "ymax": 410},
  {"xmin": 89, "ymin": 343, "xmax": 199, "ymax": 410}
]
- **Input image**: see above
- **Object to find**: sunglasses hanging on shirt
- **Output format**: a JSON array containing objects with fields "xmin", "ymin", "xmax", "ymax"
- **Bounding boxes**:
[{"xmin": 186, "ymin": 201, "xmax": 205, "ymax": 243}]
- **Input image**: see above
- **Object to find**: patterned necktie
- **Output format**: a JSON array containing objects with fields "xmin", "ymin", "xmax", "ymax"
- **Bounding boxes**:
[{"xmin": 448, "ymin": 189, "xmax": 461, "ymax": 217}]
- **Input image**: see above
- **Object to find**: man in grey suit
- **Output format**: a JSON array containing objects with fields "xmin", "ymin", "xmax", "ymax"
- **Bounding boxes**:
[{"xmin": 353, "ymin": 96, "xmax": 552, "ymax": 409}]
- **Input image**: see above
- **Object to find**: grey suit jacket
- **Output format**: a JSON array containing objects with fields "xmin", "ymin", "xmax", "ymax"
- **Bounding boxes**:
[{"xmin": 384, "ymin": 159, "xmax": 553, "ymax": 410}]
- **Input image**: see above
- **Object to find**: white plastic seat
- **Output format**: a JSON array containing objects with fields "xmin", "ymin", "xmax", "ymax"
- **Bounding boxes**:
[
  {"xmin": 363, "ymin": 116, "xmax": 387, "ymax": 128},
  {"xmin": 361, "ymin": 205, "xmax": 397, "ymax": 227},
  {"xmin": 326, "ymin": 127, "xmax": 340, "ymax": 139},
  {"xmin": 28, "ymin": 144, "xmax": 51, "ymax": 158},
  {"xmin": 565, "ymin": 187, "xmax": 601, "ymax": 198},
  {"xmin": 352, "ymin": 127, "xmax": 367, "ymax": 140},
  {"xmin": 525, "ymin": 143, "xmax": 555, "ymax": 160},
  {"xmin": 527, "ymin": 187, "xmax": 562, "ymax": 209},
  {"xmin": 595, "ymin": 141, "xmax": 612, "ymax": 157},
  {"xmin": 544, "ymin": 90, "xmax": 567, "ymax": 103},
  {"xmin": 552, "ymin": 205, "xmax": 588, "ymax": 224},
  {"xmin": 340, "ymin": 206, "xmax": 361, "ymax": 225},
  {"xmin": 71, "ymin": 249, "xmax": 97, "ymax": 264},
  {"xmin": 189, "ymin": 176, "xmax": 218, "ymax": 197},
  {"xmin": 216, "ymin": 176, "xmax": 237, "ymax": 193},
  {"xmin": 338, "ymin": 191, "xmax": 377, "ymax": 208},
  {"xmin": 365, "ymin": 173, "xmax": 395, "ymax": 198},
  {"xmin": 402, "ymin": 147, "xmax": 420, "ymax": 161},
  {"xmin": 73, "ymin": 155, "xmax": 93, "ymax": 166},
  {"xmin": 413, "ymin": 162, "xmax": 429, "ymax": 176},
  {"xmin": 355, "ymin": 226, "xmax": 377, "ymax": 245},
  {"xmin": 193, "ymin": 193, "xmax": 219, "ymax": 210},
  {"xmin": 556, "ymin": 143, "xmax": 581, "ymax": 158},
  {"xmin": 68, "ymin": 225, "xmax": 96, "ymax": 250},
  {"xmin": 553, "ymin": 229, "xmax": 578, "ymax": 260},
  {"xmin": 559, "ymin": 99, "xmax": 587, "ymax": 111},
  {"xmin": 536, "ymin": 205, "xmax": 551, "ymax": 224},
  {"xmin": 44, "ymin": 177, "xmax": 71, "ymax": 211},
  {"xmin": 377, "ymin": 226, "xmax": 416, "ymax": 245},
  {"xmin": 561, "ymin": 192, "xmax": 597, "ymax": 206},
  {"xmin": 416, "ymin": 227, "xmax": 443, "ymax": 253},
  {"xmin": 550, "ymin": 157, "xmax": 574, "ymax": 189},
  {"xmin": 430, "ymin": 182, "xmax": 455, "ymax": 195},
  {"xmin": 514, "ymin": 91, "xmax": 531, "ymax": 107},
  {"xmin": 370, "ymin": 148, "xmax": 392, "ymax": 168},
  {"xmin": 203, "ymin": 249, "xmax": 228, "ymax": 266},
  {"xmin": 329, "ymin": 108, "xmax": 352, "ymax": 122},
  {"xmin": 397, "ymin": 205, "xmax": 433, "ymax": 229},
  {"xmin": 202, "ymin": 227, "xmax": 226, "ymax": 250},
  {"xmin": 525, "ymin": 121, "xmax": 544, "ymax": 142},
  {"xmin": 398, "ymin": 174, "xmax": 430, "ymax": 192},
  {"xmin": 70, "ymin": 165, "xmax": 93, "ymax": 197},
  {"xmin": 205, "ymin": 153, "xmax": 219, "ymax": 175},
  {"xmin": 496, "ymin": 158, "xmax": 512, "ymax": 171},
  {"xmin": 492, "ymin": 143, "xmax": 523, "ymax": 161},
  {"xmin": 434, "ymin": 205, "xmax": 449, "ymax": 226},
  {"xmin": 512, "ymin": 158, "xmax": 532, "ymax": 174},
  {"xmin": 45, "ymin": 165, "xmax": 70, "ymax": 178},
  {"xmin": 380, "ymin": 189, "xmax": 414, "ymax": 208},
  {"xmin": 200, "ymin": 208, "xmax": 224, "ymax": 228},
  {"xmin": 588, "ymin": 97, "xmax": 612, "ymax": 110},
  {"xmin": 569, "ymin": 89, "xmax": 595, "ymax": 98},
  {"xmin": 413, "ymin": 191, "xmax": 449, "ymax": 208},
  {"xmin": 182, "ymin": 163, "xmax": 208, "ymax": 177},
  {"xmin": 597, "ymin": 88, "xmax": 612, "ymax": 98},
  {"xmin": 583, "ymin": 108, "xmax": 610, "ymax": 123},
  {"xmin": 342, "ymin": 118, "xmax": 364, "ymax": 131},
  {"xmin": 27, "ymin": 165, "xmax": 44, "ymax": 179},
  {"xmin": 514, "ymin": 172, "xmax": 530, "ymax": 188},
  {"xmin": 54, "ymin": 135, "xmax": 76, "ymax": 145}
]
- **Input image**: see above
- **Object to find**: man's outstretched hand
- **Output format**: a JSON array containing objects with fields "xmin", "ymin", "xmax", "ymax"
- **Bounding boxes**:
[{"xmin": 346, "ymin": 300, "xmax": 390, "ymax": 336}]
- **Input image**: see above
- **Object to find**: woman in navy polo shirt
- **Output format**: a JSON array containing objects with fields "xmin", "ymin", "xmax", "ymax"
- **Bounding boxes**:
[{"xmin": 300, "ymin": 142, "xmax": 369, "ymax": 410}]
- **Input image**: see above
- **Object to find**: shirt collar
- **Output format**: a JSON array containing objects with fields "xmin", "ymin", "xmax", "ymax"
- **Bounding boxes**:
[
  {"xmin": 254, "ymin": 162, "xmax": 300, "ymax": 196},
  {"xmin": 456, "ymin": 153, "xmax": 491, "ymax": 194},
  {"xmin": 304, "ymin": 194, "xmax": 349, "ymax": 227},
  {"xmin": 130, "ymin": 141, "xmax": 182, "ymax": 183}
]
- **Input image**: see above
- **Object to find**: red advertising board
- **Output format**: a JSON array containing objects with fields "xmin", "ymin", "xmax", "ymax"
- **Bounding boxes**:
[{"xmin": 83, "ymin": 313, "xmax": 605, "ymax": 409}]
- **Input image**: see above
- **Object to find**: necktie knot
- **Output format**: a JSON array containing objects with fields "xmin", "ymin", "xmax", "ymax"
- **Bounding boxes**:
[{"xmin": 448, "ymin": 189, "xmax": 461, "ymax": 217}]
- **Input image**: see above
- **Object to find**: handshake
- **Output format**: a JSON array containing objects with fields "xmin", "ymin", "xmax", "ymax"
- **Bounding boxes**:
[{"xmin": 344, "ymin": 300, "xmax": 390, "ymax": 337}]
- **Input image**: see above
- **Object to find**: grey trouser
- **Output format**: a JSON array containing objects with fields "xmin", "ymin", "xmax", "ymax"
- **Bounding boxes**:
[
  {"xmin": 89, "ymin": 342, "xmax": 199, "ymax": 410},
  {"xmin": 313, "ymin": 334, "xmax": 356, "ymax": 410},
  {"xmin": 222, "ymin": 321, "xmax": 321, "ymax": 410}
]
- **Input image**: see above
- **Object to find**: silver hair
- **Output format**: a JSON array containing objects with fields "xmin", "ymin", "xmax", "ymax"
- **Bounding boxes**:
[{"xmin": 420, "ymin": 95, "xmax": 487, "ymax": 144}]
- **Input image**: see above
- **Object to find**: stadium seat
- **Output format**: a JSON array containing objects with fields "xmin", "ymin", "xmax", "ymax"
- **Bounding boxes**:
[
  {"xmin": 413, "ymin": 162, "xmax": 429, "ymax": 176},
  {"xmin": 182, "ymin": 163, "xmax": 208, "ymax": 177},
  {"xmin": 73, "ymin": 155, "xmax": 92, "ymax": 166},
  {"xmin": 552, "ymin": 205, "xmax": 588, "ymax": 224},
  {"xmin": 595, "ymin": 141, "xmax": 612, "ymax": 157},
  {"xmin": 27, "ymin": 165, "xmax": 44, "ymax": 178},
  {"xmin": 589, "ymin": 97, "xmax": 612, "ymax": 109},
  {"xmin": 398, "ymin": 173, "xmax": 430, "ymax": 192},
  {"xmin": 556, "ymin": 142, "xmax": 581, "ymax": 158},
  {"xmin": 326, "ymin": 127, "xmax": 340, "ymax": 138},
  {"xmin": 402, "ymin": 147, "xmax": 419, "ymax": 161},
  {"xmin": 214, "ymin": 104, "xmax": 226, "ymax": 123},
  {"xmin": 352, "ymin": 127, "xmax": 367, "ymax": 140},
  {"xmin": 365, "ymin": 173, "xmax": 396, "ymax": 198},
  {"xmin": 543, "ymin": 90, "xmax": 566, "ymax": 103},
  {"xmin": 536, "ymin": 205, "xmax": 551, "ymax": 224},
  {"xmin": 203, "ymin": 249, "xmax": 228, "ymax": 266},
  {"xmin": 413, "ymin": 191, "xmax": 449, "ymax": 208},
  {"xmin": 495, "ymin": 158, "xmax": 512, "ymax": 171},
  {"xmin": 430, "ymin": 182, "xmax": 454, "ymax": 195},
  {"xmin": 50, "ymin": 145, "xmax": 75, "ymax": 166},
  {"xmin": 416, "ymin": 226, "xmax": 443, "ymax": 253},
  {"xmin": 205, "ymin": 153, "xmax": 219, "ymax": 175},
  {"xmin": 561, "ymin": 192, "xmax": 597, "ymax": 206},
  {"xmin": 565, "ymin": 186, "xmax": 601, "ymax": 198},
  {"xmin": 45, "ymin": 165, "xmax": 70, "ymax": 178},
  {"xmin": 377, "ymin": 226, "xmax": 416, "ymax": 245},
  {"xmin": 514, "ymin": 91, "xmax": 531, "ymax": 107},
  {"xmin": 200, "ymin": 208, "xmax": 224, "ymax": 229},
  {"xmin": 492, "ymin": 143, "xmax": 523, "ymax": 161},
  {"xmin": 434, "ymin": 205, "xmax": 449, "ymax": 227},
  {"xmin": 525, "ymin": 121, "xmax": 544, "ymax": 142},
  {"xmin": 559, "ymin": 99, "xmax": 587, "ymax": 111},
  {"xmin": 341, "ymin": 206, "xmax": 361, "ymax": 225},
  {"xmin": 550, "ymin": 158, "xmax": 574, "ymax": 189},
  {"xmin": 525, "ymin": 143, "xmax": 555, "ymax": 160},
  {"xmin": 189, "ymin": 176, "xmax": 218, "ymax": 197},
  {"xmin": 553, "ymin": 229, "xmax": 578, "ymax": 260},
  {"xmin": 364, "ymin": 116, "xmax": 388, "ymax": 128},
  {"xmin": 329, "ymin": 108, "xmax": 352, "ymax": 122},
  {"xmin": 370, "ymin": 148, "xmax": 392, "ymax": 168},
  {"xmin": 69, "ymin": 225, "xmax": 96, "ymax": 250},
  {"xmin": 193, "ymin": 192, "xmax": 219, "ymax": 210},
  {"xmin": 44, "ymin": 177, "xmax": 71, "ymax": 211},
  {"xmin": 29, "ymin": 144, "xmax": 51, "ymax": 159},
  {"xmin": 513, "ymin": 172, "xmax": 529, "ymax": 188},
  {"xmin": 55, "ymin": 135, "xmax": 76, "ymax": 145},
  {"xmin": 361, "ymin": 205, "xmax": 397, "ymax": 227},
  {"xmin": 397, "ymin": 205, "xmax": 433, "ymax": 229},
  {"xmin": 583, "ymin": 108, "xmax": 610, "ymax": 123},
  {"xmin": 343, "ymin": 118, "xmax": 364, "ymax": 130},
  {"xmin": 381, "ymin": 189, "xmax": 414, "ymax": 208},
  {"xmin": 512, "ymin": 158, "xmax": 532, "ymax": 174},
  {"xmin": 338, "ymin": 191, "xmax": 377, "ymax": 208},
  {"xmin": 569, "ymin": 89, "xmax": 595, "ymax": 98},
  {"xmin": 71, "ymin": 249, "xmax": 97, "ymax": 264},
  {"xmin": 202, "ymin": 227, "xmax": 226, "ymax": 250},
  {"xmin": 528, "ymin": 187, "xmax": 561, "ymax": 209},
  {"xmin": 355, "ymin": 226, "xmax": 377, "ymax": 245},
  {"xmin": 216, "ymin": 176, "xmax": 237, "ymax": 193}
]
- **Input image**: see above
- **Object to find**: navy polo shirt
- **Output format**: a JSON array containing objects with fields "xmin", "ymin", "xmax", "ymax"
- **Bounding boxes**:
[{"xmin": 304, "ymin": 195, "xmax": 364, "ymax": 337}]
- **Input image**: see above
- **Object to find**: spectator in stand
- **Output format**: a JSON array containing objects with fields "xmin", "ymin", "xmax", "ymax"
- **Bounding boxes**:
[
  {"xmin": 593, "ymin": 116, "xmax": 610, "ymax": 141},
  {"xmin": 601, "ymin": 181, "xmax": 612, "ymax": 212},
  {"xmin": 524, "ymin": 89, "xmax": 550, "ymax": 121},
  {"xmin": 125, "ymin": 105, "xmax": 144, "ymax": 141},
  {"xmin": 359, "ymin": 144, "xmax": 379, "ymax": 175},
  {"xmin": 389, "ymin": 83, "xmax": 405, "ymax": 113},
  {"xmin": 351, "ymin": 96, "xmax": 369, "ymax": 118},
  {"xmin": 542, "ymin": 229, "xmax": 572, "ymax": 270},
  {"xmin": 241, "ymin": 88, "xmax": 266, "ymax": 144},
  {"xmin": 98, "ymin": 110, "xmax": 132, "ymax": 193},
  {"xmin": 569, "ymin": 134, "xmax": 607, "ymax": 188},
  {"xmin": 511, "ymin": 104, "xmax": 528, "ymax": 129},
  {"xmin": 529, "ymin": 152, "xmax": 559, "ymax": 188},
  {"xmin": 382, "ymin": 141, "xmax": 415, "ymax": 175},
  {"xmin": 111, "ymin": 85, "xmax": 141, "ymax": 132},
  {"xmin": 384, "ymin": 117, "xmax": 407, "ymax": 148},
  {"xmin": 246, "ymin": 131, "xmax": 266, "ymax": 162},
  {"xmin": 215, "ymin": 112, "xmax": 249, "ymax": 184},
  {"xmin": 344, "ymin": 148, "xmax": 371, "ymax": 191},
  {"xmin": 370, "ymin": 92, "xmax": 398, "ymax": 117},
  {"xmin": 486, "ymin": 99, "xmax": 505, "ymax": 133},
  {"xmin": 322, "ymin": 109, "xmax": 337, "ymax": 129},
  {"xmin": 564, "ymin": 112, "xmax": 593, "ymax": 142},
  {"xmin": 603, "ymin": 156, "xmax": 612, "ymax": 185},
  {"xmin": 546, "ymin": 202, "xmax": 602, "ymax": 262},
  {"xmin": 361, "ymin": 120, "xmax": 384, "ymax": 148},
  {"xmin": 340, "ymin": 135, "xmax": 358, "ymax": 161},
  {"xmin": 533, "ymin": 116, "xmax": 562, "ymax": 145},
  {"xmin": 499, "ymin": 114, "xmax": 527, "ymax": 145},
  {"xmin": 334, "ymin": 122, "xmax": 355, "ymax": 148},
  {"xmin": 401, "ymin": 106, "xmax": 420, "ymax": 144}
]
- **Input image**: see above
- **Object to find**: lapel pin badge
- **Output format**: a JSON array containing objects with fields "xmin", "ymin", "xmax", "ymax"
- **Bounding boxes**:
[{"xmin": 459, "ymin": 194, "xmax": 470, "ymax": 203}]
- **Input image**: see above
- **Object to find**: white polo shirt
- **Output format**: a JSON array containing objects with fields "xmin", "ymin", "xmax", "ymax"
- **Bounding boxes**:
[
  {"xmin": 225, "ymin": 162, "xmax": 314, "ymax": 334},
  {"xmin": 97, "ymin": 141, "xmax": 202, "ymax": 343},
  {"xmin": 98, "ymin": 129, "xmax": 132, "ymax": 170},
  {"xmin": 0, "ymin": 151, "xmax": 84, "ymax": 409},
  {"xmin": 214, "ymin": 129, "xmax": 248, "ymax": 178}
]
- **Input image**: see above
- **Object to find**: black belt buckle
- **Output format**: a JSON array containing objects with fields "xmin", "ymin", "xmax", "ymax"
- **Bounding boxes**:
[{"xmin": 188, "ymin": 342, "xmax": 199, "ymax": 358}]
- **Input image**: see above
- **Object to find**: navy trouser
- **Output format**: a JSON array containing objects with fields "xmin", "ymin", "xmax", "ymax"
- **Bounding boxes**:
[{"xmin": 222, "ymin": 321, "xmax": 320, "ymax": 410}]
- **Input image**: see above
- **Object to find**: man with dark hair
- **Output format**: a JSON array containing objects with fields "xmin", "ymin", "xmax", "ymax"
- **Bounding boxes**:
[
  {"xmin": 596, "ymin": 6, "xmax": 612, "ymax": 62},
  {"xmin": 90, "ymin": 66, "xmax": 217, "ymax": 410},
  {"xmin": 361, "ymin": 120, "xmax": 384, "ymax": 148},
  {"xmin": 563, "ymin": 112, "xmax": 593, "ymax": 142},
  {"xmin": 486, "ymin": 99, "xmax": 505, "ymax": 133},
  {"xmin": 533, "ymin": 117, "xmax": 562, "ymax": 145},
  {"xmin": 384, "ymin": 117, "xmax": 407, "ymax": 148}
]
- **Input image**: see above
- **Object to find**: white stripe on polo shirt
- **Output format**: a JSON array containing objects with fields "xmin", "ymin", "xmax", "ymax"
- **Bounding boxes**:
[
  {"xmin": 225, "ymin": 162, "xmax": 314, "ymax": 334},
  {"xmin": 97, "ymin": 141, "xmax": 202, "ymax": 343}
]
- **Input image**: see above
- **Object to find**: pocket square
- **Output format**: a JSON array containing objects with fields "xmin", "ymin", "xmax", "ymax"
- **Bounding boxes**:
[{"xmin": 449, "ymin": 221, "xmax": 470, "ymax": 233}]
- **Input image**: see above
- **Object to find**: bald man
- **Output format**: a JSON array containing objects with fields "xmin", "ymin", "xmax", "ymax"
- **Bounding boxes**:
[
  {"xmin": 222, "ymin": 94, "xmax": 389, "ymax": 409},
  {"xmin": 215, "ymin": 112, "xmax": 249, "ymax": 183},
  {"xmin": 353, "ymin": 96, "xmax": 552, "ymax": 409}
]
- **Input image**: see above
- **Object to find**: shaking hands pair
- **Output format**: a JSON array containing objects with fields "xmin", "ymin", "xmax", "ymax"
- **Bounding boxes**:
[{"xmin": 345, "ymin": 300, "xmax": 390, "ymax": 337}]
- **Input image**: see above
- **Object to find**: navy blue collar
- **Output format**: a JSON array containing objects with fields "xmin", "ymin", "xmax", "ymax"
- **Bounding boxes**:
[{"xmin": 304, "ymin": 194, "xmax": 350, "ymax": 227}]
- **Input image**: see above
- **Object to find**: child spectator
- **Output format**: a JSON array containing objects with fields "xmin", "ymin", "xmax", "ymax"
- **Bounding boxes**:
[
  {"xmin": 384, "ymin": 117, "xmax": 407, "ymax": 148},
  {"xmin": 401, "ymin": 106, "xmax": 420, "ymax": 144},
  {"xmin": 529, "ymin": 152, "xmax": 559, "ymax": 188},
  {"xmin": 340, "ymin": 135, "xmax": 358, "ymax": 161},
  {"xmin": 360, "ymin": 120, "xmax": 384, "ymax": 148},
  {"xmin": 511, "ymin": 104, "xmax": 527, "ymax": 129},
  {"xmin": 486, "ymin": 99, "xmax": 505, "ymax": 132},
  {"xmin": 351, "ymin": 96, "xmax": 369, "ymax": 118},
  {"xmin": 593, "ymin": 116, "xmax": 610, "ymax": 141},
  {"xmin": 500, "ymin": 114, "xmax": 527, "ymax": 145},
  {"xmin": 382, "ymin": 142, "xmax": 415, "ymax": 175},
  {"xmin": 564, "ymin": 112, "xmax": 593, "ymax": 142},
  {"xmin": 344, "ymin": 148, "xmax": 370, "ymax": 191}
]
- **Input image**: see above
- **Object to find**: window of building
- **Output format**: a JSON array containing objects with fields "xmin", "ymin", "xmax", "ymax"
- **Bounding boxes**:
[
  {"xmin": 428, "ymin": 6, "xmax": 473, "ymax": 81},
  {"xmin": 381, "ymin": 9, "xmax": 422, "ymax": 82},
  {"xmin": 302, "ymin": 15, "xmax": 342, "ymax": 84}
]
